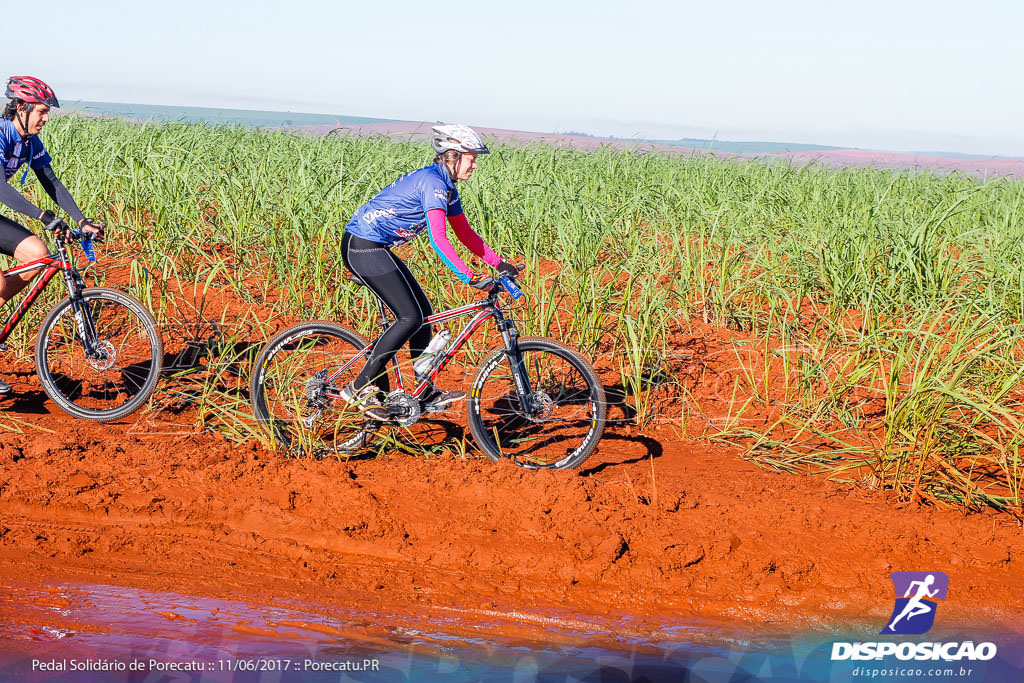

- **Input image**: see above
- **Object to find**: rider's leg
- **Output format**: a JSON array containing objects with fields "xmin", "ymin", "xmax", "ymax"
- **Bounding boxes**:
[
  {"xmin": 0, "ymin": 219, "xmax": 45, "ymax": 308},
  {"xmin": 386, "ymin": 248, "xmax": 434, "ymax": 360},
  {"xmin": 342, "ymin": 235, "xmax": 426, "ymax": 391},
  {"xmin": 385, "ymin": 249, "xmax": 464, "ymax": 407},
  {"xmin": 382, "ymin": 246, "xmax": 462, "ymax": 407}
]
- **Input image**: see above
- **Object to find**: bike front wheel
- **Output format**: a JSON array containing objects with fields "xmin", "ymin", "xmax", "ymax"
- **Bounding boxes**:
[
  {"xmin": 467, "ymin": 337, "xmax": 607, "ymax": 469},
  {"xmin": 250, "ymin": 321, "xmax": 376, "ymax": 458},
  {"xmin": 36, "ymin": 287, "xmax": 163, "ymax": 422}
]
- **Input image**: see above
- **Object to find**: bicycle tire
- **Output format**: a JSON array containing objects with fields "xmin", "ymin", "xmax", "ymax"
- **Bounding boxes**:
[
  {"xmin": 467, "ymin": 336, "xmax": 607, "ymax": 469},
  {"xmin": 35, "ymin": 287, "xmax": 163, "ymax": 422},
  {"xmin": 250, "ymin": 321, "xmax": 376, "ymax": 457}
]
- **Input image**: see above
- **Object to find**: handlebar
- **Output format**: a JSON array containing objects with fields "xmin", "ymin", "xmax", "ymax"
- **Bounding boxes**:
[
  {"xmin": 44, "ymin": 218, "xmax": 106, "ymax": 244},
  {"xmin": 473, "ymin": 264, "xmax": 526, "ymax": 299},
  {"xmin": 43, "ymin": 217, "xmax": 66, "ymax": 233},
  {"xmin": 43, "ymin": 217, "xmax": 104, "ymax": 263}
]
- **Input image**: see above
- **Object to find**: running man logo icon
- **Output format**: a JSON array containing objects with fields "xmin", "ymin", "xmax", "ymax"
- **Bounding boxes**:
[{"xmin": 881, "ymin": 571, "xmax": 949, "ymax": 635}]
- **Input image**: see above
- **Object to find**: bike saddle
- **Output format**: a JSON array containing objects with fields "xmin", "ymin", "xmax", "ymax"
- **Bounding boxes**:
[{"xmin": 347, "ymin": 272, "xmax": 367, "ymax": 288}]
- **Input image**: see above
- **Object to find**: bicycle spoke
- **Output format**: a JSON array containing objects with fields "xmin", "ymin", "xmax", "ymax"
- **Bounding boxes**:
[
  {"xmin": 469, "ymin": 340, "xmax": 605, "ymax": 468},
  {"xmin": 37, "ymin": 289, "xmax": 162, "ymax": 421},
  {"xmin": 252, "ymin": 324, "xmax": 374, "ymax": 457}
]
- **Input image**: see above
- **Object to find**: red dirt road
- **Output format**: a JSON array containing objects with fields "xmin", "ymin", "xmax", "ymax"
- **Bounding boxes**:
[{"xmin": 0, "ymin": 385, "xmax": 1021, "ymax": 641}]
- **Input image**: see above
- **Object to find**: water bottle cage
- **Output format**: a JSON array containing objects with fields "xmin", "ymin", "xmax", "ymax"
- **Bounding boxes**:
[
  {"xmin": 414, "ymin": 351, "xmax": 442, "ymax": 381},
  {"xmin": 413, "ymin": 331, "xmax": 452, "ymax": 382}
]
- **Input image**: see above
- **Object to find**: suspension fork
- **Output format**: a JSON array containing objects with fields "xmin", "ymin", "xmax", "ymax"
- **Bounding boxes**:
[
  {"xmin": 495, "ymin": 309, "xmax": 536, "ymax": 413},
  {"xmin": 60, "ymin": 247, "xmax": 102, "ymax": 357}
]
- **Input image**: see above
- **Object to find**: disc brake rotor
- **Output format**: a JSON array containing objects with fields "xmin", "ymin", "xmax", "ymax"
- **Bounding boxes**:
[
  {"xmin": 86, "ymin": 340, "xmax": 116, "ymax": 371},
  {"xmin": 523, "ymin": 391, "xmax": 554, "ymax": 422}
]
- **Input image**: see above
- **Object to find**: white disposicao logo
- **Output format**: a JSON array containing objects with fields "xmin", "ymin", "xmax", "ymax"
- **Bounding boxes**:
[
  {"xmin": 831, "ymin": 571, "xmax": 996, "ymax": 663},
  {"xmin": 887, "ymin": 573, "xmax": 940, "ymax": 634},
  {"xmin": 831, "ymin": 642, "xmax": 997, "ymax": 662}
]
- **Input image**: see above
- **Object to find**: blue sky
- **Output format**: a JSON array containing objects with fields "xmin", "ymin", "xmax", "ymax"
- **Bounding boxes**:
[{"xmin": 18, "ymin": 0, "xmax": 1024, "ymax": 155}]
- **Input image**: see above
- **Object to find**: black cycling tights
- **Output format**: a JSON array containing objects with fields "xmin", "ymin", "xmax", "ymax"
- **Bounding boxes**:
[{"xmin": 342, "ymin": 232, "xmax": 434, "ymax": 392}]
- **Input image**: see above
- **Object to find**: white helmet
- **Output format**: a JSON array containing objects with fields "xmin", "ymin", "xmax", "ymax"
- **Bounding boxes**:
[{"xmin": 431, "ymin": 124, "xmax": 490, "ymax": 155}]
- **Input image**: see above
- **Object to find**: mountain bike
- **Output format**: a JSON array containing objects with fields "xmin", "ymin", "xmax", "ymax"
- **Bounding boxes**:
[
  {"xmin": 250, "ymin": 269, "xmax": 607, "ymax": 469},
  {"xmin": 0, "ymin": 218, "xmax": 162, "ymax": 421}
]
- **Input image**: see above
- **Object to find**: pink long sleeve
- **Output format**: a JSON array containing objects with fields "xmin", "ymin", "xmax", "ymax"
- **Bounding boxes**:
[
  {"xmin": 449, "ymin": 212, "xmax": 501, "ymax": 268},
  {"xmin": 427, "ymin": 208, "xmax": 476, "ymax": 283}
]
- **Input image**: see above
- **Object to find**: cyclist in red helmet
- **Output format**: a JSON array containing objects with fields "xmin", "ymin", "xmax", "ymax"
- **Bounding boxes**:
[{"xmin": 0, "ymin": 76, "xmax": 103, "ymax": 395}]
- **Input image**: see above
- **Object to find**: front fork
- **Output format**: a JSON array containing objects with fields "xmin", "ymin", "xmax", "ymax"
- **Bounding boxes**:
[
  {"xmin": 496, "ymin": 312, "xmax": 536, "ymax": 414},
  {"xmin": 61, "ymin": 255, "xmax": 102, "ymax": 357}
]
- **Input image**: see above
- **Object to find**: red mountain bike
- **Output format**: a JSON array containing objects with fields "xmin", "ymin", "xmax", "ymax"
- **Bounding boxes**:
[
  {"xmin": 0, "ymin": 219, "xmax": 162, "ymax": 421},
  {"xmin": 250, "ymin": 270, "xmax": 606, "ymax": 469}
]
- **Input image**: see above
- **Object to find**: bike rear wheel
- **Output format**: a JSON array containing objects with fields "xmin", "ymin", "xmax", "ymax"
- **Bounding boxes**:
[
  {"xmin": 467, "ymin": 337, "xmax": 607, "ymax": 469},
  {"xmin": 36, "ymin": 287, "xmax": 163, "ymax": 422},
  {"xmin": 250, "ymin": 321, "xmax": 376, "ymax": 457}
]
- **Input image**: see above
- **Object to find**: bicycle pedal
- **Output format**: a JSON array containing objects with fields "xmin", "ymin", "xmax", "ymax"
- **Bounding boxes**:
[
  {"xmin": 421, "ymin": 399, "xmax": 459, "ymax": 415},
  {"xmin": 421, "ymin": 404, "xmax": 450, "ymax": 416},
  {"xmin": 0, "ymin": 343, "xmax": 7, "ymax": 352}
]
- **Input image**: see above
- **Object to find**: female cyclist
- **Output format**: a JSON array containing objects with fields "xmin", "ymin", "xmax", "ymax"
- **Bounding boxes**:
[
  {"xmin": 341, "ymin": 124, "xmax": 517, "ymax": 418},
  {"xmin": 0, "ymin": 76, "xmax": 103, "ymax": 395}
]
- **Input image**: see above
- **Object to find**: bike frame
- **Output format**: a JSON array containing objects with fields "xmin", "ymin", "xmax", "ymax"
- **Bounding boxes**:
[
  {"xmin": 327, "ymin": 285, "xmax": 536, "ymax": 409},
  {"xmin": 0, "ymin": 237, "xmax": 99, "ymax": 352}
]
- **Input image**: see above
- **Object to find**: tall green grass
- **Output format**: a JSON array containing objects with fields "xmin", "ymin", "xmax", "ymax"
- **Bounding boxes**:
[{"xmin": 24, "ymin": 114, "xmax": 1024, "ymax": 514}]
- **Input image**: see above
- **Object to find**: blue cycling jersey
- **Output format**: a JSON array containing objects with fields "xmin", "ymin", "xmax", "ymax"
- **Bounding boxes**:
[
  {"xmin": 345, "ymin": 162, "xmax": 463, "ymax": 246},
  {"xmin": 0, "ymin": 119, "xmax": 52, "ymax": 182}
]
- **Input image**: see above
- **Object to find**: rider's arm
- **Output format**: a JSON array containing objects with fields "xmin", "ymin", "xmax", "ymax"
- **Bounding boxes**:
[
  {"xmin": 426, "ymin": 208, "xmax": 476, "ymax": 283},
  {"xmin": 34, "ymin": 166, "xmax": 85, "ymax": 225},
  {"xmin": 0, "ymin": 180, "xmax": 44, "ymax": 221},
  {"xmin": 448, "ymin": 212, "xmax": 501, "ymax": 269}
]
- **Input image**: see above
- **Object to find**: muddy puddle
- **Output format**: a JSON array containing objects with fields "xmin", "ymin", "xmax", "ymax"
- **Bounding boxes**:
[{"xmin": 1, "ymin": 580, "xmax": 1020, "ymax": 681}]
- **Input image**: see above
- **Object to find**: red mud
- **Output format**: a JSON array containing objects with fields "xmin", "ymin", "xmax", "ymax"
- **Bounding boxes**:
[
  {"xmin": 0, "ymin": 258, "xmax": 1022, "ymax": 643},
  {"xmin": 0, "ymin": 378, "xmax": 1022, "ymax": 641}
]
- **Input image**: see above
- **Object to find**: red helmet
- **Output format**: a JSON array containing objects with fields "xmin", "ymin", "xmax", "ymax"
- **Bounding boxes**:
[{"xmin": 6, "ymin": 76, "xmax": 59, "ymax": 108}]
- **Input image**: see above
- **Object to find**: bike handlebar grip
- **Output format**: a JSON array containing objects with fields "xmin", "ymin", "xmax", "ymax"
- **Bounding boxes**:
[
  {"xmin": 472, "ymin": 277, "xmax": 494, "ymax": 290},
  {"xmin": 44, "ymin": 218, "xmax": 64, "ymax": 232},
  {"xmin": 84, "ymin": 220, "xmax": 107, "ymax": 243}
]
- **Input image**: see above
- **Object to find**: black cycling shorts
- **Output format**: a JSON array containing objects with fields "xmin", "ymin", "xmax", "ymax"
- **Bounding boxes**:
[{"xmin": 0, "ymin": 214, "xmax": 36, "ymax": 257}]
